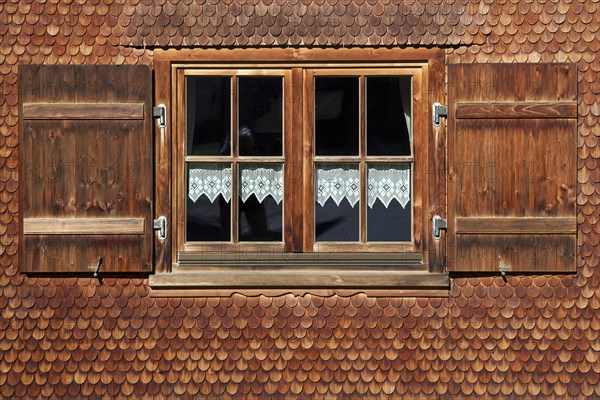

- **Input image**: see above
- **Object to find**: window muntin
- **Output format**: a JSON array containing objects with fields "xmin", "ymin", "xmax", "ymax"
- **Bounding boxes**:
[{"xmin": 178, "ymin": 66, "xmax": 425, "ymax": 259}]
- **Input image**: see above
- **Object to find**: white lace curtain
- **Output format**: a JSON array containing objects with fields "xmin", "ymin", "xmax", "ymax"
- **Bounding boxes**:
[
  {"xmin": 316, "ymin": 166, "xmax": 360, "ymax": 207},
  {"xmin": 189, "ymin": 165, "xmax": 283, "ymax": 204},
  {"xmin": 367, "ymin": 165, "xmax": 410, "ymax": 208},
  {"xmin": 189, "ymin": 164, "xmax": 409, "ymax": 208},
  {"xmin": 240, "ymin": 165, "xmax": 283, "ymax": 204},
  {"xmin": 189, "ymin": 166, "xmax": 232, "ymax": 203},
  {"xmin": 316, "ymin": 164, "xmax": 410, "ymax": 208}
]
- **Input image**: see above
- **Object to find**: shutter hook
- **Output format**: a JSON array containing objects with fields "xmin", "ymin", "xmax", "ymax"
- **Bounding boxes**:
[
  {"xmin": 498, "ymin": 255, "xmax": 510, "ymax": 282},
  {"xmin": 93, "ymin": 257, "xmax": 103, "ymax": 284}
]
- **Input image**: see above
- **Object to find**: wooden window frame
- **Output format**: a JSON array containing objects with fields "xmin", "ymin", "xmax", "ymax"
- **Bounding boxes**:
[
  {"xmin": 177, "ymin": 69, "xmax": 290, "ymax": 254},
  {"xmin": 304, "ymin": 68, "xmax": 422, "ymax": 254},
  {"xmin": 150, "ymin": 48, "xmax": 448, "ymax": 296}
]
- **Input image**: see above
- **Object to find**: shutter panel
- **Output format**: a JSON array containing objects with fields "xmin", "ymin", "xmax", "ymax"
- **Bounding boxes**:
[
  {"xmin": 20, "ymin": 65, "xmax": 153, "ymax": 273},
  {"xmin": 447, "ymin": 63, "xmax": 577, "ymax": 273}
]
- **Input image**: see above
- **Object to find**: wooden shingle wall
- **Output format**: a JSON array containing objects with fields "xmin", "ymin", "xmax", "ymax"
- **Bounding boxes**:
[{"xmin": 1, "ymin": 0, "xmax": 600, "ymax": 398}]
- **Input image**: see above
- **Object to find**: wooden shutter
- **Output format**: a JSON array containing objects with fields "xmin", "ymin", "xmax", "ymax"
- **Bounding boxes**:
[
  {"xmin": 20, "ymin": 65, "xmax": 153, "ymax": 273},
  {"xmin": 447, "ymin": 63, "xmax": 577, "ymax": 273}
]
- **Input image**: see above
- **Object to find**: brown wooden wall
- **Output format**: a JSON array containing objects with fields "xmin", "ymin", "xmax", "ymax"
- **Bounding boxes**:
[{"xmin": 1, "ymin": 0, "xmax": 599, "ymax": 398}]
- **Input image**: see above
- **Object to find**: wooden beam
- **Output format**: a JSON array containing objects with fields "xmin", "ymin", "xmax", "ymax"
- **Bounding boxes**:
[
  {"xmin": 455, "ymin": 217, "xmax": 577, "ymax": 234},
  {"xmin": 155, "ymin": 47, "xmax": 445, "ymax": 63},
  {"xmin": 149, "ymin": 270, "xmax": 449, "ymax": 289},
  {"xmin": 150, "ymin": 287, "xmax": 450, "ymax": 298},
  {"xmin": 23, "ymin": 218, "xmax": 145, "ymax": 235},
  {"xmin": 153, "ymin": 59, "xmax": 173, "ymax": 273},
  {"xmin": 178, "ymin": 252, "xmax": 423, "ymax": 264},
  {"xmin": 22, "ymin": 103, "xmax": 145, "ymax": 120},
  {"xmin": 456, "ymin": 102, "xmax": 577, "ymax": 119}
]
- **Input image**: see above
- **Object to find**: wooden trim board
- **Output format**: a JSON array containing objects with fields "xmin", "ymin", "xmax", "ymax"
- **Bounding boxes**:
[
  {"xmin": 149, "ymin": 270, "xmax": 449, "ymax": 289},
  {"xmin": 456, "ymin": 102, "xmax": 577, "ymax": 119},
  {"xmin": 456, "ymin": 217, "xmax": 577, "ymax": 234},
  {"xmin": 23, "ymin": 218, "xmax": 145, "ymax": 235},
  {"xmin": 22, "ymin": 103, "xmax": 145, "ymax": 120}
]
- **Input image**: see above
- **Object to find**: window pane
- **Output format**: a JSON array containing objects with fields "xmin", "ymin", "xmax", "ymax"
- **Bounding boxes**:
[
  {"xmin": 315, "ymin": 77, "xmax": 359, "ymax": 156},
  {"xmin": 238, "ymin": 77, "xmax": 283, "ymax": 156},
  {"xmin": 367, "ymin": 164, "xmax": 411, "ymax": 241},
  {"xmin": 315, "ymin": 164, "xmax": 359, "ymax": 241},
  {"xmin": 186, "ymin": 77, "xmax": 231, "ymax": 156},
  {"xmin": 366, "ymin": 76, "xmax": 411, "ymax": 156},
  {"xmin": 187, "ymin": 163, "xmax": 232, "ymax": 241},
  {"xmin": 239, "ymin": 164, "xmax": 283, "ymax": 241}
]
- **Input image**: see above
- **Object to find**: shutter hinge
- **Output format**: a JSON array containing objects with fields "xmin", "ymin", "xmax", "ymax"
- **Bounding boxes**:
[
  {"xmin": 432, "ymin": 215, "xmax": 447, "ymax": 240},
  {"xmin": 153, "ymin": 104, "xmax": 166, "ymax": 128},
  {"xmin": 432, "ymin": 103, "xmax": 448, "ymax": 127},
  {"xmin": 153, "ymin": 216, "xmax": 167, "ymax": 240}
]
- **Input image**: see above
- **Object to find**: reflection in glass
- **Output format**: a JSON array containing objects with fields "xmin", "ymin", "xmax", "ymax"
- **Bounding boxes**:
[
  {"xmin": 366, "ymin": 76, "xmax": 412, "ymax": 156},
  {"xmin": 239, "ymin": 164, "xmax": 283, "ymax": 241},
  {"xmin": 367, "ymin": 164, "xmax": 411, "ymax": 241},
  {"xmin": 315, "ymin": 77, "xmax": 359, "ymax": 156},
  {"xmin": 186, "ymin": 163, "xmax": 232, "ymax": 241},
  {"xmin": 315, "ymin": 164, "xmax": 359, "ymax": 241},
  {"xmin": 186, "ymin": 77, "xmax": 231, "ymax": 156},
  {"xmin": 238, "ymin": 77, "xmax": 283, "ymax": 156}
]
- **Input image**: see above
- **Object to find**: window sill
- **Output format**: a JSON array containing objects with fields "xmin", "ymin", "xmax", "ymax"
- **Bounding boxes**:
[{"xmin": 148, "ymin": 268, "xmax": 449, "ymax": 297}]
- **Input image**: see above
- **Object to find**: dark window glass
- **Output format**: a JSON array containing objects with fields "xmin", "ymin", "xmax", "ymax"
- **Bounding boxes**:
[
  {"xmin": 239, "ymin": 196, "xmax": 282, "ymax": 241},
  {"xmin": 186, "ymin": 195, "xmax": 231, "ymax": 241},
  {"xmin": 186, "ymin": 76, "xmax": 231, "ymax": 156},
  {"xmin": 186, "ymin": 163, "xmax": 231, "ymax": 241},
  {"xmin": 315, "ymin": 164, "xmax": 359, "ymax": 241},
  {"xmin": 239, "ymin": 164, "xmax": 283, "ymax": 242},
  {"xmin": 238, "ymin": 77, "xmax": 283, "ymax": 156},
  {"xmin": 367, "ymin": 164, "xmax": 411, "ymax": 241},
  {"xmin": 315, "ymin": 201, "xmax": 360, "ymax": 242},
  {"xmin": 366, "ymin": 76, "xmax": 411, "ymax": 156},
  {"xmin": 315, "ymin": 77, "xmax": 359, "ymax": 156},
  {"xmin": 367, "ymin": 200, "xmax": 411, "ymax": 241}
]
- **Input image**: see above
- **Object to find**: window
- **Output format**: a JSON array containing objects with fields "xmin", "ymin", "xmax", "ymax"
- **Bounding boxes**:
[{"xmin": 173, "ymin": 64, "xmax": 431, "ymax": 266}]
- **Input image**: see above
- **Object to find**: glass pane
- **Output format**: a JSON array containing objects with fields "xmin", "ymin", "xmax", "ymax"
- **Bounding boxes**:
[
  {"xmin": 367, "ymin": 164, "xmax": 411, "ymax": 241},
  {"xmin": 186, "ymin": 77, "xmax": 231, "ymax": 156},
  {"xmin": 238, "ymin": 77, "xmax": 283, "ymax": 156},
  {"xmin": 239, "ymin": 164, "xmax": 283, "ymax": 241},
  {"xmin": 315, "ymin": 164, "xmax": 359, "ymax": 241},
  {"xmin": 315, "ymin": 77, "xmax": 359, "ymax": 156},
  {"xmin": 187, "ymin": 163, "xmax": 231, "ymax": 241},
  {"xmin": 366, "ymin": 76, "xmax": 411, "ymax": 156}
]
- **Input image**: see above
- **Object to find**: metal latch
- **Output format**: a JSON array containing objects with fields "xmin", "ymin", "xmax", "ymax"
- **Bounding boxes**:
[
  {"xmin": 432, "ymin": 102, "xmax": 448, "ymax": 127},
  {"xmin": 432, "ymin": 215, "xmax": 447, "ymax": 240},
  {"xmin": 153, "ymin": 216, "xmax": 167, "ymax": 240},
  {"xmin": 153, "ymin": 104, "xmax": 166, "ymax": 128}
]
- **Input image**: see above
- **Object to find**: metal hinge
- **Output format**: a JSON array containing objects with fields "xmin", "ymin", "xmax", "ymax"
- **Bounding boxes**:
[
  {"xmin": 432, "ymin": 215, "xmax": 447, "ymax": 240},
  {"xmin": 153, "ymin": 104, "xmax": 166, "ymax": 128},
  {"xmin": 432, "ymin": 102, "xmax": 448, "ymax": 127},
  {"xmin": 153, "ymin": 216, "xmax": 167, "ymax": 240}
]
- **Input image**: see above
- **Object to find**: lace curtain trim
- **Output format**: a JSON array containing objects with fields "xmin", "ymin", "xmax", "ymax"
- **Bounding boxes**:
[
  {"xmin": 189, "ymin": 164, "xmax": 409, "ymax": 208},
  {"xmin": 367, "ymin": 165, "xmax": 410, "ymax": 208},
  {"xmin": 189, "ymin": 165, "xmax": 283, "ymax": 204},
  {"xmin": 189, "ymin": 166, "xmax": 232, "ymax": 203},
  {"xmin": 316, "ymin": 164, "xmax": 410, "ymax": 208},
  {"xmin": 240, "ymin": 166, "xmax": 283, "ymax": 204},
  {"xmin": 316, "ymin": 166, "xmax": 360, "ymax": 207}
]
